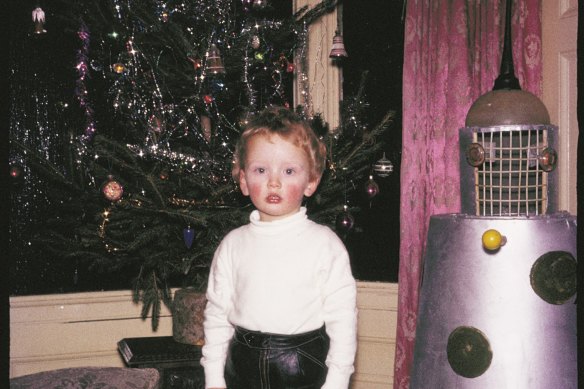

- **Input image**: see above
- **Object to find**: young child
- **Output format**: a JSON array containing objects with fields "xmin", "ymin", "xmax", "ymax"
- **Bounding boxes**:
[{"xmin": 201, "ymin": 107, "xmax": 357, "ymax": 389}]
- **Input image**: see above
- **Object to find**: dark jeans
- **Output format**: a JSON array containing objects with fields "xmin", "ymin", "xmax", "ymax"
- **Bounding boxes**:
[{"xmin": 225, "ymin": 325, "xmax": 330, "ymax": 389}]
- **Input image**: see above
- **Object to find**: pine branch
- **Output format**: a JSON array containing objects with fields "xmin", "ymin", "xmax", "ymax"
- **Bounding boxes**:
[{"xmin": 339, "ymin": 110, "xmax": 396, "ymax": 168}]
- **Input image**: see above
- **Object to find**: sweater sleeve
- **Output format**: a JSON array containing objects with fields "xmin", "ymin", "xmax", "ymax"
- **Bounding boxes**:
[
  {"xmin": 200, "ymin": 239, "xmax": 235, "ymax": 388},
  {"xmin": 320, "ymin": 236, "xmax": 358, "ymax": 389}
]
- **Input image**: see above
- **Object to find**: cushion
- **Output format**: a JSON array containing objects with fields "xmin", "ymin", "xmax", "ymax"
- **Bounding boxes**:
[{"xmin": 10, "ymin": 367, "xmax": 160, "ymax": 389}]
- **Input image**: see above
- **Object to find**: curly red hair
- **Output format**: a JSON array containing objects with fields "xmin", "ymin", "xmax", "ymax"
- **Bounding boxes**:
[{"xmin": 232, "ymin": 107, "xmax": 327, "ymax": 183}]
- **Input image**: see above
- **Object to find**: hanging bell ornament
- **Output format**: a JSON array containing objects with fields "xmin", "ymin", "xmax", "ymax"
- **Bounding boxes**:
[
  {"xmin": 32, "ymin": 7, "xmax": 47, "ymax": 34},
  {"xmin": 373, "ymin": 152, "xmax": 394, "ymax": 177},
  {"xmin": 206, "ymin": 44, "xmax": 226, "ymax": 75},
  {"xmin": 329, "ymin": 31, "xmax": 348, "ymax": 58}
]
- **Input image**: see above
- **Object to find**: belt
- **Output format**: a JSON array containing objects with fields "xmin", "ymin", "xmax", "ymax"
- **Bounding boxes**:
[{"xmin": 234, "ymin": 325, "xmax": 326, "ymax": 349}]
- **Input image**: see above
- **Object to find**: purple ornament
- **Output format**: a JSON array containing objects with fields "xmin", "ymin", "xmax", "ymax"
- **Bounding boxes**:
[
  {"xmin": 365, "ymin": 176, "xmax": 380, "ymax": 199},
  {"xmin": 335, "ymin": 206, "xmax": 355, "ymax": 233},
  {"xmin": 183, "ymin": 227, "xmax": 195, "ymax": 249}
]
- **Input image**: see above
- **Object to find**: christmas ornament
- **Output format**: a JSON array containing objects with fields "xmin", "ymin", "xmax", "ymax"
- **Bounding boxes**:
[
  {"xmin": 365, "ymin": 175, "xmax": 379, "ymax": 199},
  {"xmin": 276, "ymin": 54, "xmax": 295, "ymax": 73},
  {"xmin": 335, "ymin": 205, "xmax": 355, "ymax": 233},
  {"xmin": 32, "ymin": 7, "xmax": 47, "ymax": 34},
  {"xmin": 126, "ymin": 39, "xmax": 138, "ymax": 55},
  {"xmin": 254, "ymin": 52, "xmax": 265, "ymax": 61},
  {"xmin": 251, "ymin": 35, "xmax": 261, "ymax": 49},
  {"xmin": 112, "ymin": 63, "xmax": 126, "ymax": 74},
  {"xmin": 201, "ymin": 115, "xmax": 212, "ymax": 142},
  {"xmin": 148, "ymin": 114, "xmax": 164, "ymax": 133},
  {"xmin": 188, "ymin": 56, "xmax": 202, "ymax": 71},
  {"xmin": 206, "ymin": 44, "xmax": 226, "ymax": 74},
  {"xmin": 183, "ymin": 226, "xmax": 195, "ymax": 249},
  {"xmin": 10, "ymin": 164, "xmax": 22, "ymax": 178},
  {"xmin": 101, "ymin": 176, "xmax": 124, "ymax": 202},
  {"xmin": 373, "ymin": 152, "xmax": 394, "ymax": 177},
  {"xmin": 329, "ymin": 31, "xmax": 348, "ymax": 58},
  {"xmin": 203, "ymin": 95, "xmax": 214, "ymax": 104},
  {"xmin": 327, "ymin": 161, "xmax": 338, "ymax": 179},
  {"xmin": 159, "ymin": 170, "xmax": 169, "ymax": 180}
]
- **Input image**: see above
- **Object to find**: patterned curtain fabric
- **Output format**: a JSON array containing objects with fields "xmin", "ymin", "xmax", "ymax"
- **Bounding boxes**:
[{"xmin": 394, "ymin": 1, "xmax": 543, "ymax": 388}]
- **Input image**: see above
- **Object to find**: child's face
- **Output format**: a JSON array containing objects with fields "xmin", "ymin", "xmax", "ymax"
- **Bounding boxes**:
[{"xmin": 239, "ymin": 133, "xmax": 319, "ymax": 222}]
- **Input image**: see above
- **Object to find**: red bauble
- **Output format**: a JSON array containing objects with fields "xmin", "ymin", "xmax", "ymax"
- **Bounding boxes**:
[{"xmin": 10, "ymin": 165, "xmax": 22, "ymax": 178}]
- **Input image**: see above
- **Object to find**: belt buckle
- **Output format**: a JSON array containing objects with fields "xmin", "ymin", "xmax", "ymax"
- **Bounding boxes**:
[{"xmin": 243, "ymin": 333, "xmax": 256, "ymax": 346}]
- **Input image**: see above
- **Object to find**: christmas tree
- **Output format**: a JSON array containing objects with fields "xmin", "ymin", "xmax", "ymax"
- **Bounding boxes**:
[{"xmin": 9, "ymin": 0, "xmax": 396, "ymax": 329}]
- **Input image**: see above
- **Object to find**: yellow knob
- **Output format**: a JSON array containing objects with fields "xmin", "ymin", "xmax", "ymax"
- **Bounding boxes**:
[{"xmin": 482, "ymin": 229, "xmax": 506, "ymax": 251}]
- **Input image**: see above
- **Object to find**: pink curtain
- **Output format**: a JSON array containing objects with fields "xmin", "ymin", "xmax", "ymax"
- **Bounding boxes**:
[{"xmin": 394, "ymin": 1, "xmax": 543, "ymax": 388}]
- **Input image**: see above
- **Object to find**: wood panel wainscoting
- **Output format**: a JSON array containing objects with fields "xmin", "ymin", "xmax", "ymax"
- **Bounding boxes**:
[{"xmin": 9, "ymin": 281, "xmax": 398, "ymax": 388}]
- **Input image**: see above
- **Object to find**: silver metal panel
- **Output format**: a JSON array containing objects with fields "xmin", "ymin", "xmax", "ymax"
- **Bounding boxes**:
[{"xmin": 410, "ymin": 212, "xmax": 577, "ymax": 389}]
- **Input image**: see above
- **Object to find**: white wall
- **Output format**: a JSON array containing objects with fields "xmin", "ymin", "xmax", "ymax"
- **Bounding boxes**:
[
  {"xmin": 542, "ymin": 0, "xmax": 579, "ymax": 215},
  {"xmin": 9, "ymin": 282, "xmax": 398, "ymax": 388}
]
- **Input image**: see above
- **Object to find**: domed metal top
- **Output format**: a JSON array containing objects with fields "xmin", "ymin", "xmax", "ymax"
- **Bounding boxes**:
[{"xmin": 465, "ymin": 89, "xmax": 550, "ymax": 126}]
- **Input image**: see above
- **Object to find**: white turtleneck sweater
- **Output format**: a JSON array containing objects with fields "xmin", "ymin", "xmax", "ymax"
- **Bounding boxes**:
[{"xmin": 201, "ymin": 207, "xmax": 357, "ymax": 389}]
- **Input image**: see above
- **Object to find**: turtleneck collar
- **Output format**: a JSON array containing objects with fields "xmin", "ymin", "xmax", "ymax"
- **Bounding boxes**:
[{"xmin": 248, "ymin": 207, "xmax": 308, "ymax": 235}]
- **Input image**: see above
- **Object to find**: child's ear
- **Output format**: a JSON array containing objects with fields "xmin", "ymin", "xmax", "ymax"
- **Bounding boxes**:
[
  {"xmin": 304, "ymin": 177, "xmax": 320, "ymax": 197},
  {"xmin": 239, "ymin": 170, "xmax": 250, "ymax": 196}
]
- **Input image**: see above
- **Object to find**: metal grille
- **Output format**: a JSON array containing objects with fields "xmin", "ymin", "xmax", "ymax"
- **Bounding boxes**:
[{"xmin": 474, "ymin": 126, "xmax": 548, "ymax": 216}]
